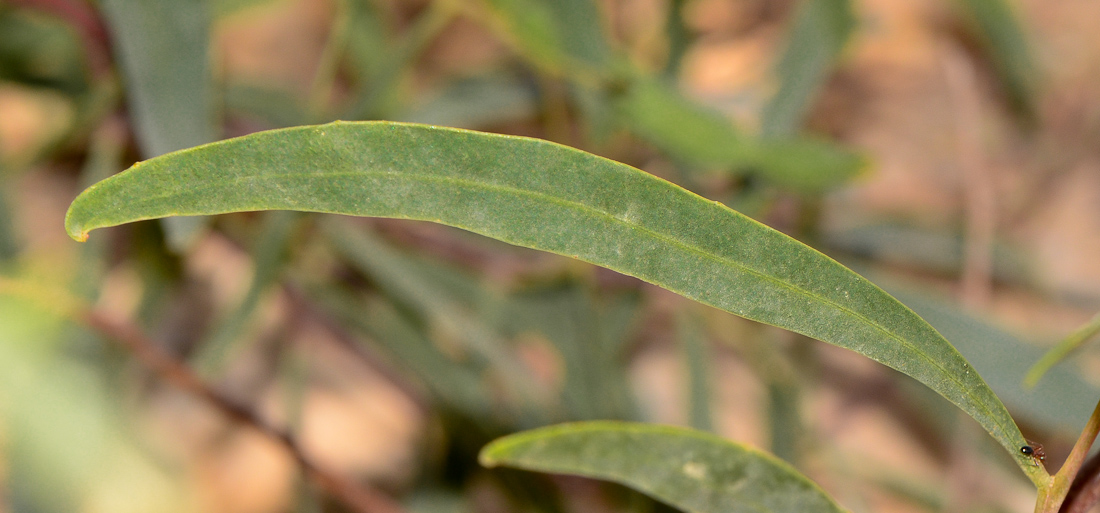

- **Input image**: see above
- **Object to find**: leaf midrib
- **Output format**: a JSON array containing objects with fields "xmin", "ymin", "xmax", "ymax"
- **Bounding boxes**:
[{"xmin": 87, "ymin": 166, "xmax": 1009, "ymax": 439}]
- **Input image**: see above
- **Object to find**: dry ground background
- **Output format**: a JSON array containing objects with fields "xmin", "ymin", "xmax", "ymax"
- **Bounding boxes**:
[{"xmin": 1, "ymin": 0, "xmax": 1100, "ymax": 512}]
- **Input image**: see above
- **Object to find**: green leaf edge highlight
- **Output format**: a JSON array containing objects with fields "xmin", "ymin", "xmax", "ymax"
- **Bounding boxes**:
[
  {"xmin": 63, "ymin": 121, "xmax": 1041, "ymax": 484},
  {"xmin": 479, "ymin": 421, "xmax": 847, "ymax": 513}
]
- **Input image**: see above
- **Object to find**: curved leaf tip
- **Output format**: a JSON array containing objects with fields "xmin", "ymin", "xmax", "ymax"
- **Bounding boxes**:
[
  {"xmin": 66, "ymin": 221, "xmax": 89, "ymax": 242},
  {"xmin": 65, "ymin": 197, "xmax": 91, "ymax": 241}
]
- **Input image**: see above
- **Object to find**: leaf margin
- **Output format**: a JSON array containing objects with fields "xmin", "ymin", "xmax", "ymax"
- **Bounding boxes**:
[{"xmin": 63, "ymin": 120, "xmax": 1044, "ymax": 485}]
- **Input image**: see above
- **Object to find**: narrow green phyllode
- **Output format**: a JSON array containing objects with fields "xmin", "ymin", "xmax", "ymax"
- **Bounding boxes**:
[
  {"xmin": 480, "ymin": 422, "xmax": 846, "ymax": 513},
  {"xmin": 64, "ymin": 121, "xmax": 1044, "ymax": 485}
]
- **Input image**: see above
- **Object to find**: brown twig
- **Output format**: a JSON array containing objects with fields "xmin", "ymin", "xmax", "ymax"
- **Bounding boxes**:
[
  {"xmin": 78, "ymin": 309, "xmax": 408, "ymax": 513},
  {"xmin": 1038, "ymin": 396, "xmax": 1100, "ymax": 511}
]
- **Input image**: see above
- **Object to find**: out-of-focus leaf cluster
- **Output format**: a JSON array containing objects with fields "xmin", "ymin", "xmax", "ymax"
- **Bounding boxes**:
[{"xmin": 2, "ymin": 0, "xmax": 1091, "ymax": 512}]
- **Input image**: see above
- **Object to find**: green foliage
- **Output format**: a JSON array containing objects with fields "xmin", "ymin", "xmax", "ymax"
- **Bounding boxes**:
[
  {"xmin": 98, "ymin": 0, "xmax": 218, "ymax": 248},
  {"xmin": 0, "ymin": 8, "xmax": 88, "ymax": 94},
  {"xmin": 614, "ymin": 78, "xmax": 864, "ymax": 192},
  {"xmin": 194, "ymin": 210, "xmax": 302, "ymax": 375},
  {"xmin": 955, "ymin": 0, "xmax": 1040, "ymax": 115},
  {"xmin": 0, "ymin": 192, "xmax": 17, "ymax": 262},
  {"xmin": 65, "ymin": 121, "xmax": 1042, "ymax": 485},
  {"xmin": 1025, "ymin": 310, "xmax": 1100, "ymax": 387},
  {"xmin": 480, "ymin": 422, "xmax": 847, "ymax": 513},
  {"xmin": 1025, "ymin": 312, "xmax": 1100, "ymax": 388},
  {"xmin": 0, "ymin": 0, "xmax": 1072, "ymax": 510},
  {"xmin": 761, "ymin": 0, "xmax": 855, "ymax": 137}
]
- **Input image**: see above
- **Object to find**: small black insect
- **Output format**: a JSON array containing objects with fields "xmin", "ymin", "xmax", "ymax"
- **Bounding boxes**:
[{"xmin": 1020, "ymin": 441, "xmax": 1046, "ymax": 465}]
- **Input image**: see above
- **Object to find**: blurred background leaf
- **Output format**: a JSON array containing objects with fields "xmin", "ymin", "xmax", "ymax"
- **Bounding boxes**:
[
  {"xmin": 0, "ymin": 278, "xmax": 190, "ymax": 513},
  {"xmin": 760, "ymin": 0, "xmax": 855, "ymax": 138},
  {"xmin": 1025, "ymin": 312, "xmax": 1100, "ymax": 388},
  {"xmin": 480, "ymin": 422, "xmax": 847, "ymax": 513},
  {"xmin": 98, "ymin": 0, "xmax": 218, "ymax": 249},
  {"xmin": 614, "ymin": 77, "xmax": 864, "ymax": 192},
  {"xmin": 953, "ymin": 0, "xmax": 1039, "ymax": 117}
]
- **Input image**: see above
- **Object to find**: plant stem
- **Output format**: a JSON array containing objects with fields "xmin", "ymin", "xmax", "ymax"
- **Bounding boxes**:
[{"xmin": 1035, "ymin": 396, "xmax": 1100, "ymax": 512}]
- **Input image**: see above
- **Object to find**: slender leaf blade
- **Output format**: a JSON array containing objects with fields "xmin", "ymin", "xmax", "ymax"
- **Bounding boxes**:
[
  {"xmin": 320, "ymin": 218, "xmax": 553, "ymax": 420},
  {"xmin": 194, "ymin": 210, "xmax": 301, "ymax": 375},
  {"xmin": 100, "ymin": 0, "xmax": 216, "ymax": 157},
  {"xmin": 616, "ymin": 78, "xmax": 864, "ymax": 192},
  {"xmin": 0, "ymin": 190, "xmax": 18, "ymax": 262},
  {"xmin": 679, "ymin": 310, "xmax": 714, "ymax": 432},
  {"xmin": 64, "ymin": 121, "xmax": 1039, "ymax": 483},
  {"xmin": 480, "ymin": 421, "xmax": 846, "ymax": 513},
  {"xmin": 99, "ymin": 0, "xmax": 218, "ymax": 249},
  {"xmin": 761, "ymin": 0, "xmax": 855, "ymax": 137},
  {"xmin": 1025, "ymin": 312, "xmax": 1100, "ymax": 388},
  {"xmin": 537, "ymin": 0, "xmax": 610, "ymax": 69},
  {"xmin": 482, "ymin": 0, "xmax": 567, "ymax": 71},
  {"xmin": 955, "ymin": 0, "xmax": 1038, "ymax": 115},
  {"xmin": 885, "ymin": 283, "xmax": 1100, "ymax": 429}
]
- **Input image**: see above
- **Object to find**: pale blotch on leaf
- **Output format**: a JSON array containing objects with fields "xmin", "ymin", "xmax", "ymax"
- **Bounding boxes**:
[{"xmin": 682, "ymin": 461, "xmax": 707, "ymax": 480}]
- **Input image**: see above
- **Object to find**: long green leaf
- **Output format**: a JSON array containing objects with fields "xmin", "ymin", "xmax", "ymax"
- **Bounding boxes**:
[
  {"xmin": 99, "ymin": 0, "xmax": 216, "ymax": 156},
  {"xmin": 884, "ymin": 283, "xmax": 1100, "ymax": 429},
  {"xmin": 1025, "ymin": 312, "xmax": 1100, "ymax": 388},
  {"xmin": 64, "ymin": 121, "xmax": 1041, "ymax": 484},
  {"xmin": 536, "ymin": 0, "xmax": 610, "ymax": 69},
  {"xmin": 955, "ymin": 0, "xmax": 1038, "ymax": 115},
  {"xmin": 761, "ymin": 0, "xmax": 855, "ymax": 137},
  {"xmin": 678, "ymin": 309, "xmax": 714, "ymax": 432},
  {"xmin": 194, "ymin": 210, "xmax": 301, "ymax": 375},
  {"xmin": 481, "ymin": 0, "xmax": 567, "ymax": 72},
  {"xmin": 311, "ymin": 286, "xmax": 501, "ymax": 423},
  {"xmin": 0, "ymin": 190, "xmax": 17, "ymax": 262},
  {"xmin": 502, "ymin": 281, "xmax": 639, "ymax": 421},
  {"xmin": 480, "ymin": 421, "xmax": 846, "ymax": 513},
  {"xmin": 616, "ymin": 78, "xmax": 864, "ymax": 192},
  {"xmin": 99, "ymin": 0, "xmax": 218, "ymax": 249},
  {"xmin": 320, "ymin": 218, "xmax": 553, "ymax": 422}
]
